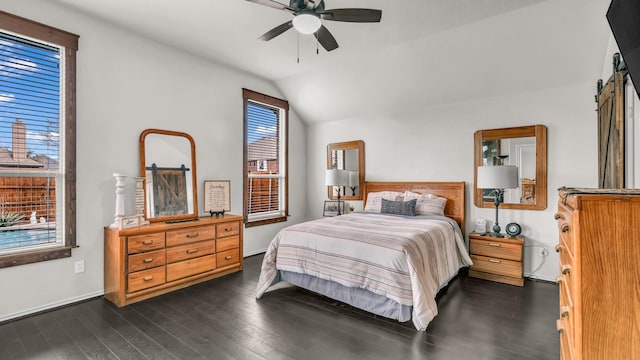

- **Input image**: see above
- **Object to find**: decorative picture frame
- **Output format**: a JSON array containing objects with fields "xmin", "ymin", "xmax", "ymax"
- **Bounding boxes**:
[
  {"xmin": 323, "ymin": 200, "xmax": 344, "ymax": 217},
  {"xmin": 204, "ymin": 180, "xmax": 231, "ymax": 214}
]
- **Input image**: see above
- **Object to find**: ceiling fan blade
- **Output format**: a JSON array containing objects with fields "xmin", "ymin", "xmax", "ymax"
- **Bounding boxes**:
[
  {"xmin": 321, "ymin": 8, "xmax": 382, "ymax": 22},
  {"xmin": 246, "ymin": 0, "xmax": 295, "ymax": 13},
  {"xmin": 314, "ymin": 25, "xmax": 339, "ymax": 52},
  {"xmin": 259, "ymin": 21, "xmax": 294, "ymax": 41}
]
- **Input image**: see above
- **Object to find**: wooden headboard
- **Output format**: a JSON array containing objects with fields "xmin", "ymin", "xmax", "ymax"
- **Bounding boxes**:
[{"xmin": 363, "ymin": 181, "xmax": 466, "ymax": 234}]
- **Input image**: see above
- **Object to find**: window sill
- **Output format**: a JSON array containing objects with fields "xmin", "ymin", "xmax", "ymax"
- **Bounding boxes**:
[
  {"xmin": 0, "ymin": 246, "xmax": 74, "ymax": 269},
  {"xmin": 245, "ymin": 216, "xmax": 287, "ymax": 228}
]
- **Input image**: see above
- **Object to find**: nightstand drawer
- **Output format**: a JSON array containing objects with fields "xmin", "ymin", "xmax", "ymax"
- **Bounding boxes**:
[
  {"xmin": 470, "ymin": 239, "xmax": 522, "ymax": 261},
  {"xmin": 470, "ymin": 254, "xmax": 522, "ymax": 278}
]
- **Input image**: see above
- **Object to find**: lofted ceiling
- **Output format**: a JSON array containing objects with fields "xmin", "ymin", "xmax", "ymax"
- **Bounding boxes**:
[{"xmin": 49, "ymin": 0, "xmax": 611, "ymax": 123}]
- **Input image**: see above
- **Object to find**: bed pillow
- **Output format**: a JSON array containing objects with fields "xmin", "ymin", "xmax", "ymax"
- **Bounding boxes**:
[
  {"xmin": 381, "ymin": 198, "xmax": 417, "ymax": 216},
  {"xmin": 364, "ymin": 191, "xmax": 403, "ymax": 212},
  {"xmin": 403, "ymin": 191, "xmax": 447, "ymax": 216}
]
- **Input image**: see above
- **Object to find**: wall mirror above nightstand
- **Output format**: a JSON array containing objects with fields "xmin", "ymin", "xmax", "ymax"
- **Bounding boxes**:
[
  {"xmin": 327, "ymin": 140, "xmax": 365, "ymax": 200},
  {"xmin": 139, "ymin": 128, "xmax": 198, "ymax": 222},
  {"xmin": 474, "ymin": 125, "xmax": 547, "ymax": 210}
]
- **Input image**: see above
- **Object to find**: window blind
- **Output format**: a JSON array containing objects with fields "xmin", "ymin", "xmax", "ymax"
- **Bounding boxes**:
[{"xmin": 0, "ymin": 31, "xmax": 61, "ymax": 252}]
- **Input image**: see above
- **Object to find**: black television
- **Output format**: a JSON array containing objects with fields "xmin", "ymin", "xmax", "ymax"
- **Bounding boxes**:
[{"xmin": 607, "ymin": 0, "xmax": 640, "ymax": 97}]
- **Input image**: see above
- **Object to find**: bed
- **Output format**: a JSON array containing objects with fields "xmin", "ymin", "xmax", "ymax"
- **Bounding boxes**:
[{"xmin": 255, "ymin": 181, "xmax": 473, "ymax": 331}]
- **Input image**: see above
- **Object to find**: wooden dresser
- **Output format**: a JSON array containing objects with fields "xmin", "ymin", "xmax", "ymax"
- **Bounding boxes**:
[
  {"xmin": 468, "ymin": 233, "xmax": 524, "ymax": 286},
  {"xmin": 104, "ymin": 215, "xmax": 243, "ymax": 307},
  {"xmin": 555, "ymin": 188, "xmax": 640, "ymax": 360}
]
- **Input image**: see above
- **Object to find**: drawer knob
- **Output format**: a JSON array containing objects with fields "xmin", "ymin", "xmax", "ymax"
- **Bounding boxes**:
[
  {"xmin": 225, "ymin": 255, "xmax": 232, "ymax": 260},
  {"xmin": 561, "ymin": 224, "xmax": 570, "ymax": 233},
  {"xmin": 554, "ymin": 213, "xmax": 563, "ymax": 220},
  {"xmin": 488, "ymin": 242, "xmax": 502, "ymax": 247},
  {"xmin": 186, "ymin": 233, "xmax": 199, "ymax": 238},
  {"xmin": 560, "ymin": 306, "xmax": 570, "ymax": 318},
  {"xmin": 143, "ymin": 276, "xmax": 154, "ymax": 282},
  {"xmin": 488, "ymin": 259, "xmax": 502, "ymax": 264},
  {"xmin": 224, "ymin": 227, "xmax": 233, "ymax": 232},
  {"xmin": 555, "ymin": 244, "xmax": 563, "ymax": 253},
  {"xmin": 555, "ymin": 276, "xmax": 563, "ymax": 285},
  {"xmin": 142, "ymin": 240, "xmax": 154, "ymax": 245},
  {"xmin": 556, "ymin": 319, "xmax": 564, "ymax": 334},
  {"xmin": 186, "ymin": 248, "xmax": 199, "ymax": 254},
  {"xmin": 143, "ymin": 258, "xmax": 155, "ymax": 263},
  {"xmin": 561, "ymin": 265, "xmax": 571, "ymax": 275}
]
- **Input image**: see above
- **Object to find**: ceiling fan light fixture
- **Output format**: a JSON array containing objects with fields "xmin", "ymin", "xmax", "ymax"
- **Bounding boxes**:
[{"xmin": 292, "ymin": 13, "xmax": 321, "ymax": 34}]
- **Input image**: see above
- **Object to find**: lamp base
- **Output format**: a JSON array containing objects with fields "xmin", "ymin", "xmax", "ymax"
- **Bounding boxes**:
[{"xmin": 488, "ymin": 231, "xmax": 504, "ymax": 238}]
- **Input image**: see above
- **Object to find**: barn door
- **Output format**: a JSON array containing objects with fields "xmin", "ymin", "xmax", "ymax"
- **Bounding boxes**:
[{"xmin": 596, "ymin": 53, "xmax": 627, "ymax": 189}]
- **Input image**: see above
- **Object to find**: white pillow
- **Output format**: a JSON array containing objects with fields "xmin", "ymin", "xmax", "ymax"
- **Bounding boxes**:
[
  {"xmin": 364, "ymin": 191, "xmax": 403, "ymax": 212},
  {"xmin": 403, "ymin": 191, "xmax": 447, "ymax": 216}
]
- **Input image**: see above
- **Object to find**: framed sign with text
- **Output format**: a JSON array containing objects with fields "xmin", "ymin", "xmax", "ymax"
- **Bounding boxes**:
[{"xmin": 204, "ymin": 180, "xmax": 231, "ymax": 213}]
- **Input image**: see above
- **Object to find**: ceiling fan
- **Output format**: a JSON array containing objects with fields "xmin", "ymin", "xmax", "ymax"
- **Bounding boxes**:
[{"xmin": 246, "ymin": 0, "xmax": 382, "ymax": 52}]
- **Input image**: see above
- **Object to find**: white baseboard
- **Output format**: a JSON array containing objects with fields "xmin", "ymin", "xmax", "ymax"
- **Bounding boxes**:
[
  {"xmin": 524, "ymin": 273, "xmax": 556, "ymax": 283},
  {"xmin": 244, "ymin": 248, "xmax": 267, "ymax": 257},
  {"xmin": 0, "ymin": 290, "xmax": 104, "ymax": 323}
]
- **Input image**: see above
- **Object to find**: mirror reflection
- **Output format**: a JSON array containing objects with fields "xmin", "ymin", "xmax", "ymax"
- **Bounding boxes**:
[
  {"xmin": 140, "ymin": 129, "xmax": 198, "ymax": 222},
  {"xmin": 474, "ymin": 125, "xmax": 547, "ymax": 210},
  {"xmin": 327, "ymin": 140, "xmax": 365, "ymax": 200},
  {"xmin": 481, "ymin": 137, "xmax": 536, "ymax": 204}
]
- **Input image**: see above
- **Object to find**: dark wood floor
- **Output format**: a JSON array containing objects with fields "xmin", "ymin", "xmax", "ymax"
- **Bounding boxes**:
[{"xmin": 0, "ymin": 254, "xmax": 559, "ymax": 360}]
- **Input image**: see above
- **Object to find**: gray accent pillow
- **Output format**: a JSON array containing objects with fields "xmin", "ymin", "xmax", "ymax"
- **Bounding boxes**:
[{"xmin": 381, "ymin": 198, "xmax": 417, "ymax": 216}]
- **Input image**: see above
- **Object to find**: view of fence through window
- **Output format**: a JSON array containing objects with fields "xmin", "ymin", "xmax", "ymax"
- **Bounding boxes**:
[
  {"xmin": 246, "ymin": 101, "xmax": 282, "ymax": 217},
  {"xmin": 0, "ymin": 31, "xmax": 62, "ymax": 252}
]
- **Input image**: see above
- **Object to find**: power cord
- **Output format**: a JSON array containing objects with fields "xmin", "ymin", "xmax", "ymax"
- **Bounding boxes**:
[{"xmin": 524, "ymin": 244, "xmax": 548, "ymax": 275}]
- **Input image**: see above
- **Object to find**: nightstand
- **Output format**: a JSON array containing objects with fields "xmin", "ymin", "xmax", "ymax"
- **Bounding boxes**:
[{"xmin": 468, "ymin": 233, "xmax": 524, "ymax": 286}]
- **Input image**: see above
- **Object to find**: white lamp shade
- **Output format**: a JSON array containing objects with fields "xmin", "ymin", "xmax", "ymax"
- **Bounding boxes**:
[
  {"xmin": 292, "ymin": 14, "xmax": 322, "ymax": 34},
  {"xmin": 477, "ymin": 165, "xmax": 519, "ymax": 189},
  {"xmin": 325, "ymin": 169, "xmax": 349, "ymax": 186},
  {"xmin": 348, "ymin": 171, "xmax": 359, "ymax": 186}
]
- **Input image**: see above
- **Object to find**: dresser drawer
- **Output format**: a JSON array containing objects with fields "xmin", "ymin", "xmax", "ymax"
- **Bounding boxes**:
[
  {"xmin": 166, "ymin": 240, "xmax": 216, "ymax": 264},
  {"xmin": 166, "ymin": 225, "xmax": 215, "ymax": 247},
  {"xmin": 217, "ymin": 236, "xmax": 240, "ymax": 252},
  {"xmin": 557, "ymin": 317, "xmax": 575, "ymax": 360},
  {"xmin": 217, "ymin": 221, "xmax": 240, "ymax": 238},
  {"xmin": 166, "ymin": 254, "xmax": 216, "ymax": 282},
  {"xmin": 128, "ymin": 249, "xmax": 166, "ymax": 272},
  {"xmin": 128, "ymin": 266, "xmax": 166, "ymax": 293},
  {"xmin": 470, "ymin": 255, "xmax": 522, "ymax": 278},
  {"xmin": 217, "ymin": 248, "xmax": 240, "ymax": 268},
  {"xmin": 127, "ymin": 233, "xmax": 165, "ymax": 254},
  {"xmin": 470, "ymin": 239, "xmax": 522, "ymax": 261}
]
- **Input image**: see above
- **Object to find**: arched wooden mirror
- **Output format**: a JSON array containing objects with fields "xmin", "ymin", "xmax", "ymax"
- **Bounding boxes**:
[
  {"xmin": 327, "ymin": 140, "xmax": 365, "ymax": 200},
  {"xmin": 474, "ymin": 125, "xmax": 547, "ymax": 210},
  {"xmin": 139, "ymin": 129, "xmax": 198, "ymax": 222}
]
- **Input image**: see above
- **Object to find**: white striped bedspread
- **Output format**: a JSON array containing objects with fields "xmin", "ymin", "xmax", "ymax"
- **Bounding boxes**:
[{"xmin": 255, "ymin": 212, "xmax": 473, "ymax": 331}]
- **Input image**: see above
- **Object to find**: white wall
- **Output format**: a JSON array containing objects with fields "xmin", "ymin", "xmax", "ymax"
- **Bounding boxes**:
[
  {"xmin": 307, "ymin": 81, "xmax": 599, "ymax": 282},
  {"xmin": 0, "ymin": 0, "xmax": 307, "ymax": 322}
]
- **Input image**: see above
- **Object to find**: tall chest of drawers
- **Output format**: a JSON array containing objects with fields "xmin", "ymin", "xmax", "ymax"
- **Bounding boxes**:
[
  {"xmin": 104, "ymin": 215, "xmax": 243, "ymax": 307},
  {"xmin": 555, "ymin": 188, "xmax": 640, "ymax": 360}
]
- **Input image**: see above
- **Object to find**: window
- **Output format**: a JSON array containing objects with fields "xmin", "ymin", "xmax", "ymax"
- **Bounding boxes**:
[
  {"xmin": 242, "ymin": 89, "xmax": 288, "ymax": 227},
  {"xmin": 0, "ymin": 11, "xmax": 78, "ymax": 268}
]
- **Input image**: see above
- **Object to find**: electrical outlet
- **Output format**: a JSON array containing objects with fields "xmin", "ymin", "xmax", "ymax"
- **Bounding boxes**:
[
  {"xmin": 539, "ymin": 248, "xmax": 549, "ymax": 257},
  {"xmin": 74, "ymin": 260, "xmax": 85, "ymax": 273}
]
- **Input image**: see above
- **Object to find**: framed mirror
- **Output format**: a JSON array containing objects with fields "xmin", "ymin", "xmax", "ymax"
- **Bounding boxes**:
[
  {"xmin": 474, "ymin": 125, "xmax": 547, "ymax": 210},
  {"xmin": 327, "ymin": 140, "xmax": 365, "ymax": 200},
  {"xmin": 139, "ymin": 129, "xmax": 198, "ymax": 222}
]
